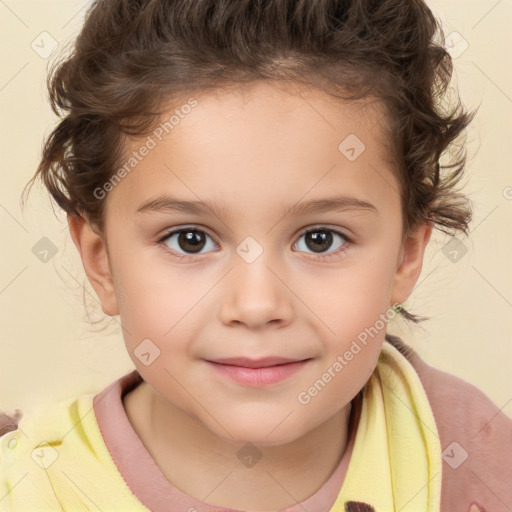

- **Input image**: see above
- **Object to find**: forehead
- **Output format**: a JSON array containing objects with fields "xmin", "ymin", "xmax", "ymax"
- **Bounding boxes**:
[{"xmin": 105, "ymin": 81, "xmax": 399, "ymax": 221}]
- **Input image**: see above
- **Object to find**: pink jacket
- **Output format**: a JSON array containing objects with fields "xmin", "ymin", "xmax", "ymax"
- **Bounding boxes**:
[{"xmin": 2, "ymin": 336, "xmax": 511, "ymax": 511}]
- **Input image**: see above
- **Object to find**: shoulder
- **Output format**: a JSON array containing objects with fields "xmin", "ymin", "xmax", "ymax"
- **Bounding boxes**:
[
  {"xmin": 0, "ymin": 400, "xmax": 72, "ymax": 510},
  {"xmin": 0, "ymin": 396, "xmax": 85, "ymax": 466},
  {"xmin": 0, "ymin": 394, "xmax": 102, "ymax": 510},
  {"xmin": 385, "ymin": 335, "xmax": 512, "ymax": 438},
  {"xmin": 385, "ymin": 335, "xmax": 512, "ymax": 511},
  {"xmin": 0, "ymin": 388, "xmax": 150, "ymax": 511}
]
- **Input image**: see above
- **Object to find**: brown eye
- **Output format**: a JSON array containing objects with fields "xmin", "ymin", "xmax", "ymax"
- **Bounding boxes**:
[
  {"xmin": 176, "ymin": 230, "xmax": 207, "ymax": 253},
  {"xmin": 304, "ymin": 230, "xmax": 334, "ymax": 253},
  {"xmin": 294, "ymin": 227, "xmax": 350, "ymax": 257},
  {"xmin": 159, "ymin": 227, "xmax": 218, "ymax": 258}
]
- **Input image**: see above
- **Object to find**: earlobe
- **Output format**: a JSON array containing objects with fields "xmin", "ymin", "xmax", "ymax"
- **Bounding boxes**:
[
  {"xmin": 67, "ymin": 213, "xmax": 119, "ymax": 317},
  {"xmin": 390, "ymin": 221, "xmax": 433, "ymax": 306}
]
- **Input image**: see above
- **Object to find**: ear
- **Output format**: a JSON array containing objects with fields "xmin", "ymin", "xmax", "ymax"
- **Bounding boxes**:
[
  {"xmin": 390, "ymin": 221, "xmax": 434, "ymax": 306},
  {"xmin": 67, "ymin": 213, "xmax": 119, "ymax": 316}
]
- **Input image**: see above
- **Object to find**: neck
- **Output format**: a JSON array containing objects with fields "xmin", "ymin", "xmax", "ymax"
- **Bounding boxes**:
[{"xmin": 124, "ymin": 381, "xmax": 360, "ymax": 511}]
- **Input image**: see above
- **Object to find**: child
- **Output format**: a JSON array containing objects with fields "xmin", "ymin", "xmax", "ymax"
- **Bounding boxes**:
[{"xmin": 1, "ymin": 0, "xmax": 511, "ymax": 511}]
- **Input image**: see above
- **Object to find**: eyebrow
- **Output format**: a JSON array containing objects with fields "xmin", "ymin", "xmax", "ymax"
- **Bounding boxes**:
[{"xmin": 136, "ymin": 194, "xmax": 379, "ymax": 219}]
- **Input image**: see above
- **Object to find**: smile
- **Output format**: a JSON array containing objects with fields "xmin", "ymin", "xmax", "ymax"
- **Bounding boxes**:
[{"xmin": 204, "ymin": 359, "xmax": 312, "ymax": 387}]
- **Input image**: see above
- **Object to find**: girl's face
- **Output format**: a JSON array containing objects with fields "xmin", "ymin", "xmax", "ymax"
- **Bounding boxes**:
[{"xmin": 77, "ymin": 81, "xmax": 431, "ymax": 445}]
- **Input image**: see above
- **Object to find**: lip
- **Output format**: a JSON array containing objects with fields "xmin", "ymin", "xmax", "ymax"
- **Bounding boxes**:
[
  {"xmin": 207, "ymin": 356, "xmax": 306, "ymax": 368},
  {"xmin": 204, "ymin": 358, "xmax": 312, "ymax": 387}
]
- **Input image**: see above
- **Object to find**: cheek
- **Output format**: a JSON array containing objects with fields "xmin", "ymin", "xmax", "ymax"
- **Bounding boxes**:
[
  {"xmin": 112, "ymin": 261, "xmax": 214, "ymax": 361},
  {"xmin": 303, "ymin": 256, "xmax": 396, "ymax": 330},
  {"xmin": 110, "ymin": 252, "xmax": 186, "ymax": 340}
]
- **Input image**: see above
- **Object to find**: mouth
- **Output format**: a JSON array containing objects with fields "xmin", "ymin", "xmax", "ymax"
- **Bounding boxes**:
[
  {"xmin": 205, "ymin": 356, "xmax": 310, "ymax": 368},
  {"xmin": 203, "ymin": 357, "xmax": 313, "ymax": 386}
]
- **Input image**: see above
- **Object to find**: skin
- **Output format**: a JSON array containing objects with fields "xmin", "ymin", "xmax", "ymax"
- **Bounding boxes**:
[{"xmin": 69, "ymin": 80, "xmax": 432, "ymax": 510}]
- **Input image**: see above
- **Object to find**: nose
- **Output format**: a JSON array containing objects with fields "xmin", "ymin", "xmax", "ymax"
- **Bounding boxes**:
[{"xmin": 218, "ymin": 253, "xmax": 294, "ymax": 329}]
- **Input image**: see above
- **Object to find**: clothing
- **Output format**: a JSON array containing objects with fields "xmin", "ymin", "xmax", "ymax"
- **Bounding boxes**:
[{"xmin": 0, "ymin": 337, "xmax": 511, "ymax": 511}]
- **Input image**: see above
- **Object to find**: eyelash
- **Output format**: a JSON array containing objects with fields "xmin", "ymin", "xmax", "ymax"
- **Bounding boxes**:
[{"xmin": 156, "ymin": 225, "xmax": 353, "ymax": 262}]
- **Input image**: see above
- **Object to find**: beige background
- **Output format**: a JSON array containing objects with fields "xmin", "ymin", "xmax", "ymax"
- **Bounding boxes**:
[{"xmin": 1, "ymin": 1, "xmax": 511, "ymax": 418}]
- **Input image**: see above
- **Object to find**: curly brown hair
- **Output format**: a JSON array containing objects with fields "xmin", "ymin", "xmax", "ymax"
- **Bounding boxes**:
[{"xmin": 22, "ymin": 0, "xmax": 475, "ymax": 332}]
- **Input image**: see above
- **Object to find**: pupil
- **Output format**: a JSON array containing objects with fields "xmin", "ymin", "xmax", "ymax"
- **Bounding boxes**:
[{"xmin": 306, "ymin": 231, "xmax": 332, "ymax": 253}]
